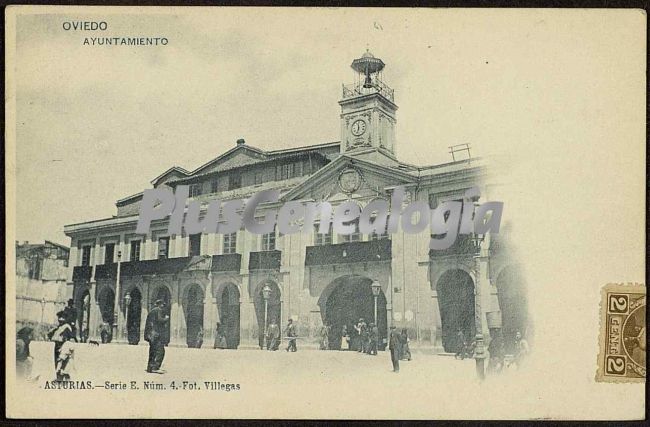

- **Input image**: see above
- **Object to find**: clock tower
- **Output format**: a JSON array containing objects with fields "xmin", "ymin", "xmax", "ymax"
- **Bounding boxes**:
[{"xmin": 339, "ymin": 50, "xmax": 398, "ymax": 158}]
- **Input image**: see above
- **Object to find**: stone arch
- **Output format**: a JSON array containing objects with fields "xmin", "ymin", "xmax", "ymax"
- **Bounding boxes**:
[
  {"xmin": 495, "ymin": 264, "xmax": 529, "ymax": 352},
  {"xmin": 436, "ymin": 269, "xmax": 476, "ymax": 353},
  {"xmin": 215, "ymin": 281, "xmax": 241, "ymax": 349},
  {"xmin": 183, "ymin": 283, "xmax": 205, "ymax": 348},
  {"xmin": 430, "ymin": 261, "xmax": 475, "ymax": 292},
  {"xmin": 125, "ymin": 287, "xmax": 143, "ymax": 345},
  {"xmin": 318, "ymin": 274, "xmax": 387, "ymax": 351},
  {"xmin": 149, "ymin": 284, "xmax": 172, "ymax": 345},
  {"xmin": 253, "ymin": 279, "xmax": 281, "ymax": 348},
  {"xmin": 97, "ymin": 286, "xmax": 115, "ymax": 325}
]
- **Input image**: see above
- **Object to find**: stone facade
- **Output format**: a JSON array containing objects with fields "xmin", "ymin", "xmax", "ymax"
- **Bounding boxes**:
[{"xmin": 63, "ymin": 53, "xmax": 528, "ymax": 352}]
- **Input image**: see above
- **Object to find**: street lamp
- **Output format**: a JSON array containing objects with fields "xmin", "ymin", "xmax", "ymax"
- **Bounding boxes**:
[
  {"xmin": 40, "ymin": 296, "xmax": 46, "ymax": 328},
  {"xmin": 471, "ymin": 231, "xmax": 487, "ymax": 380},
  {"xmin": 124, "ymin": 292, "xmax": 132, "ymax": 344},
  {"xmin": 112, "ymin": 250, "xmax": 122, "ymax": 342},
  {"xmin": 262, "ymin": 284, "xmax": 272, "ymax": 350},
  {"xmin": 371, "ymin": 280, "xmax": 381, "ymax": 327}
]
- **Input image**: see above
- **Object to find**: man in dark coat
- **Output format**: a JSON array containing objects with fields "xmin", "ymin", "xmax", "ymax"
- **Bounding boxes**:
[
  {"xmin": 389, "ymin": 326, "xmax": 403, "ymax": 372},
  {"xmin": 285, "ymin": 319, "xmax": 297, "ymax": 352},
  {"xmin": 368, "ymin": 323, "xmax": 379, "ymax": 355},
  {"xmin": 144, "ymin": 299, "xmax": 170, "ymax": 373}
]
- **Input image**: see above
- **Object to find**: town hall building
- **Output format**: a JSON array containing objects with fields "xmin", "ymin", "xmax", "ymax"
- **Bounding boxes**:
[{"xmin": 64, "ymin": 51, "xmax": 528, "ymax": 353}]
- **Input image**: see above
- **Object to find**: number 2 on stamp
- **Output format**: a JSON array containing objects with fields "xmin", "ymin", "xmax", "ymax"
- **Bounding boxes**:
[{"xmin": 608, "ymin": 294, "xmax": 628, "ymax": 313}]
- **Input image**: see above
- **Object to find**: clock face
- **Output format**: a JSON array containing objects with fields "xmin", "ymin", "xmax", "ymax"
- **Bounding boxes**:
[{"xmin": 350, "ymin": 119, "xmax": 367, "ymax": 136}]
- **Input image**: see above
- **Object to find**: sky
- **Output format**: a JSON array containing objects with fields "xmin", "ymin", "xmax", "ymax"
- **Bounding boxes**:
[{"xmin": 8, "ymin": 7, "xmax": 647, "ymax": 418}]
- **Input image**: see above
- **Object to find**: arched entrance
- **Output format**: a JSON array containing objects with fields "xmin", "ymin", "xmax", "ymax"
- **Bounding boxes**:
[
  {"xmin": 79, "ymin": 290, "xmax": 91, "ymax": 342},
  {"xmin": 496, "ymin": 265, "xmax": 528, "ymax": 353},
  {"xmin": 254, "ymin": 281, "xmax": 281, "ymax": 349},
  {"xmin": 185, "ymin": 284, "xmax": 204, "ymax": 348},
  {"xmin": 126, "ymin": 288, "xmax": 142, "ymax": 345},
  {"xmin": 219, "ymin": 283, "xmax": 241, "ymax": 349},
  {"xmin": 151, "ymin": 286, "xmax": 171, "ymax": 345},
  {"xmin": 437, "ymin": 269, "xmax": 475, "ymax": 353},
  {"xmin": 98, "ymin": 287, "xmax": 115, "ymax": 343},
  {"xmin": 319, "ymin": 275, "xmax": 387, "ymax": 351}
]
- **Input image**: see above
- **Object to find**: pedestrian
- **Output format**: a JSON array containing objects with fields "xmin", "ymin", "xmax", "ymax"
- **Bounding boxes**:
[
  {"xmin": 319, "ymin": 324, "xmax": 329, "ymax": 350},
  {"xmin": 99, "ymin": 322, "xmax": 111, "ymax": 344},
  {"xmin": 400, "ymin": 328, "xmax": 412, "ymax": 361},
  {"xmin": 62, "ymin": 299, "xmax": 78, "ymax": 340},
  {"xmin": 513, "ymin": 330, "xmax": 530, "ymax": 369},
  {"xmin": 16, "ymin": 326, "xmax": 35, "ymax": 381},
  {"xmin": 355, "ymin": 318, "xmax": 368, "ymax": 353},
  {"xmin": 340, "ymin": 325, "xmax": 349, "ymax": 351},
  {"xmin": 267, "ymin": 322, "xmax": 280, "ymax": 351},
  {"xmin": 368, "ymin": 323, "xmax": 378, "ymax": 355},
  {"xmin": 389, "ymin": 326, "xmax": 402, "ymax": 372},
  {"xmin": 55, "ymin": 335, "xmax": 75, "ymax": 381},
  {"xmin": 285, "ymin": 318, "xmax": 297, "ymax": 352},
  {"xmin": 144, "ymin": 299, "xmax": 170, "ymax": 374},
  {"xmin": 196, "ymin": 327, "xmax": 204, "ymax": 349},
  {"xmin": 47, "ymin": 312, "xmax": 75, "ymax": 367},
  {"xmin": 455, "ymin": 328, "xmax": 467, "ymax": 359},
  {"xmin": 487, "ymin": 329, "xmax": 505, "ymax": 374},
  {"xmin": 214, "ymin": 323, "xmax": 227, "ymax": 349}
]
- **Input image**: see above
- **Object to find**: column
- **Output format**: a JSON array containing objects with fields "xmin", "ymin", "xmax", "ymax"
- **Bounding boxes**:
[
  {"xmin": 430, "ymin": 290, "xmax": 443, "ymax": 352},
  {"xmin": 203, "ymin": 275, "xmax": 214, "ymax": 340}
]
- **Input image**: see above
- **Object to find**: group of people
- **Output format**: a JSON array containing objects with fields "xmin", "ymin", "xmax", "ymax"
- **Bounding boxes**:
[
  {"xmin": 454, "ymin": 327, "xmax": 531, "ymax": 374},
  {"xmin": 263, "ymin": 318, "xmax": 298, "ymax": 352}
]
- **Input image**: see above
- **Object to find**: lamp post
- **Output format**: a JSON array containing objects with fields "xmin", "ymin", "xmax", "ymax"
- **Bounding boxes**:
[
  {"xmin": 471, "ymin": 231, "xmax": 486, "ymax": 380},
  {"xmin": 112, "ymin": 251, "xmax": 122, "ymax": 342},
  {"xmin": 371, "ymin": 280, "xmax": 381, "ymax": 326},
  {"xmin": 262, "ymin": 284, "xmax": 272, "ymax": 350},
  {"xmin": 124, "ymin": 292, "xmax": 132, "ymax": 344},
  {"xmin": 40, "ymin": 296, "xmax": 46, "ymax": 328}
]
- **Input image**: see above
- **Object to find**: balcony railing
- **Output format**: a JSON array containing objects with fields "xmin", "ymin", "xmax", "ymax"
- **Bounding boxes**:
[
  {"xmin": 305, "ymin": 239, "xmax": 392, "ymax": 267},
  {"xmin": 248, "ymin": 250, "xmax": 282, "ymax": 271},
  {"xmin": 211, "ymin": 253, "xmax": 242, "ymax": 273},
  {"xmin": 72, "ymin": 265, "xmax": 93, "ymax": 282},
  {"xmin": 429, "ymin": 234, "xmax": 479, "ymax": 258},
  {"xmin": 342, "ymin": 79, "xmax": 395, "ymax": 103}
]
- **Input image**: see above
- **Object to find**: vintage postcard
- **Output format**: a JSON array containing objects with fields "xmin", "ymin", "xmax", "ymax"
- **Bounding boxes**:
[
  {"xmin": 5, "ymin": 6, "xmax": 646, "ymax": 420},
  {"xmin": 597, "ymin": 283, "xmax": 646, "ymax": 383}
]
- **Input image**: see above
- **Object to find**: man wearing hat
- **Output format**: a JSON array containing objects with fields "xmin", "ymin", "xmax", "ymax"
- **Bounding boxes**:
[
  {"xmin": 144, "ymin": 299, "xmax": 170, "ymax": 373},
  {"xmin": 388, "ymin": 325, "xmax": 403, "ymax": 372}
]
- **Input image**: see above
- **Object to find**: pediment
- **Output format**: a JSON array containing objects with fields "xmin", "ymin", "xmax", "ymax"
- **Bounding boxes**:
[
  {"xmin": 194, "ymin": 145, "xmax": 268, "ymax": 176},
  {"xmin": 281, "ymin": 155, "xmax": 417, "ymax": 202}
]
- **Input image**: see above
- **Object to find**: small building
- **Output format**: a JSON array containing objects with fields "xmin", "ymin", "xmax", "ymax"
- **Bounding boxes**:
[
  {"xmin": 16, "ymin": 240, "xmax": 71, "ymax": 335},
  {"xmin": 63, "ymin": 51, "xmax": 528, "ymax": 351}
]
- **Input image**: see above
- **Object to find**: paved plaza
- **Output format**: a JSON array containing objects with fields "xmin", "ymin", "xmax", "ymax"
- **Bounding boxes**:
[{"xmin": 15, "ymin": 340, "xmax": 530, "ymax": 419}]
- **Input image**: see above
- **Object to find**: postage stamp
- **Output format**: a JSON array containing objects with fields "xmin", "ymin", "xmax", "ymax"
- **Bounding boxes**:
[{"xmin": 596, "ymin": 283, "xmax": 646, "ymax": 383}]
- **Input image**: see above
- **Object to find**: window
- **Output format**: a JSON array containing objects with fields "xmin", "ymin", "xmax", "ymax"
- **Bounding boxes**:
[
  {"xmin": 210, "ymin": 179, "xmax": 219, "ymax": 193},
  {"xmin": 228, "ymin": 174, "xmax": 241, "ymax": 190},
  {"xmin": 428, "ymin": 193, "xmax": 438, "ymax": 209},
  {"xmin": 104, "ymin": 243, "xmax": 115, "ymax": 264},
  {"xmin": 261, "ymin": 230, "xmax": 276, "ymax": 251},
  {"xmin": 369, "ymin": 231, "xmax": 389, "ymax": 241},
  {"xmin": 81, "ymin": 245, "xmax": 91, "ymax": 266},
  {"xmin": 314, "ymin": 224, "xmax": 332, "ymax": 246},
  {"xmin": 130, "ymin": 240, "xmax": 141, "ymax": 262},
  {"xmin": 275, "ymin": 163, "xmax": 296, "ymax": 181},
  {"xmin": 189, "ymin": 183, "xmax": 202, "ymax": 198},
  {"xmin": 158, "ymin": 237, "xmax": 170, "ymax": 259},
  {"xmin": 189, "ymin": 234, "xmax": 202, "ymax": 257},
  {"xmin": 338, "ymin": 220, "xmax": 361, "ymax": 243},
  {"xmin": 254, "ymin": 171, "xmax": 264, "ymax": 185},
  {"xmin": 223, "ymin": 232, "xmax": 237, "ymax": 254}
]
